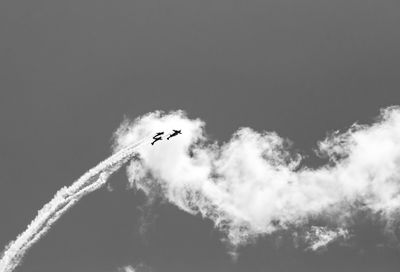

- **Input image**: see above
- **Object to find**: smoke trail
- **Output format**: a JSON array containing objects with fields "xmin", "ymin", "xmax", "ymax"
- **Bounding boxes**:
[
  {"xmin": 0, "ymin": 138, "xmax": 148, "ymax": 272},
  {"xmin": 113, "ymin": 107, "xmax": 400, "ymax": 249}
]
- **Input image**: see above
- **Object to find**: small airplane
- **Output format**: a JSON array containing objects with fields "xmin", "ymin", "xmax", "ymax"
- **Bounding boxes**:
[
  {"xmin": 167, "ymin": 129, "xmax": 182, "ymax": 140},
  {"xmin": 151, "ymin": 132, "xmax": 164, "ymax": 145},
  {"xmin": 153, "ymin": 132, "xmax": 164, "ymax": 138}
]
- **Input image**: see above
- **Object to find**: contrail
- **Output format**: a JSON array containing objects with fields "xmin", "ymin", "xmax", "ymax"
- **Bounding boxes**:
[{"xmin": 0, "ymin": 137, "xmax": 149, "ymax": 272}]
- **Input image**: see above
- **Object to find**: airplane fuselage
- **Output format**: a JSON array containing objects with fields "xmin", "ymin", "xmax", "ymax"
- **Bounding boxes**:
[{"xmin": 151, "ymin": 136, "xmax": 162, "ymax": 145}]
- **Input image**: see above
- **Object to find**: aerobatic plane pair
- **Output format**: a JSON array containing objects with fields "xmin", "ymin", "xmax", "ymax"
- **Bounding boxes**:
[{"xmin": 151, "ymin": 129, "xmax": 182, "ymax": 145}]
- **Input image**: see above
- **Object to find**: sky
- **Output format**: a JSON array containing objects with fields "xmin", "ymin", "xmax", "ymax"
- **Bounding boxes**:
[{"xmin": 1, "ymin": 0, "xmax": 400, "ymax": 271}]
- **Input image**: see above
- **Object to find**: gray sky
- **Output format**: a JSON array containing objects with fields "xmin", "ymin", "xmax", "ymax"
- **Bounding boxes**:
[{"xmin": 1, "ymin": 0, "xmax": 400, "ymax": 271}]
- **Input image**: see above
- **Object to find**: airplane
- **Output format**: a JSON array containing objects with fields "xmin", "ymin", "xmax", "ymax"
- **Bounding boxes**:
[
  {"xmin": 153, "ymin": 132, "xmax": 164, "ymax": 138},
  {"xmin": 151, "ymin": 132, "xmax": 164, "ymax": 145},
  {"xmin": 151, "ymin": 137, "xmax": 162, "ymax": 145},
  {"xmin": 167, "ymin": 129, "xmax": 182, "ymax": 140}
]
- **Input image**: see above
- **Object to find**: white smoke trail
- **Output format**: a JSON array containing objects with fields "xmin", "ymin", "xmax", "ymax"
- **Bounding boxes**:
[
  {"xmin": 0, "ymin": 138, "xmax": 149, "ymax": 272},
  {"xmin": 113, "ymin": 107, "xmax": 400, "ymax": 249}
]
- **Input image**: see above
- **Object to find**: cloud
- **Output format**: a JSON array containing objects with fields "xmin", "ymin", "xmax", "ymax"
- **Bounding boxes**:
[
  {"xmin": 117, "ymin": 263, "xmax": 152, "ymax": 272},
  {"xmin": 304, "ymin": 226, "xmax": 349, "ymax": 251},
  {"xmin": 113, "ymin": 107, "xmax": 400, "ymax": 249},
  {"xmin": 118, "ymin": 265, "xmax": 136, "ymax": 272}
]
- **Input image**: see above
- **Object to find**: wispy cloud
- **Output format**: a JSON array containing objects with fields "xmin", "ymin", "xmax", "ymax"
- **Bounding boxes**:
[
  {"xmin": 117, "ymin": 263, "xmax": 152, "ymax": 272},
  {"xmin": 304, "ymin": 226, "xmax": 349, "ymax": 251},
  {"xmin": 118, "ymin": 265, "xmax": 136, "ymax": 272}
]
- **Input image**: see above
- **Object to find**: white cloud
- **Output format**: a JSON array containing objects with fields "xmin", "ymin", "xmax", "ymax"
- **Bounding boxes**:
[
  {"xmin": 304, "ymin": 226, "xmax": 349, "ymax": 251},
  {"xmin": 113, "ymin": 106, "xmax": 400, "ymax": 248},
  {"xmin": 117, "ymin": 263, "xmax": 152, "ymax": 272},
  {"xmin": 118, "ymin": 265, "xmax": 136, "ymax": 272}
]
